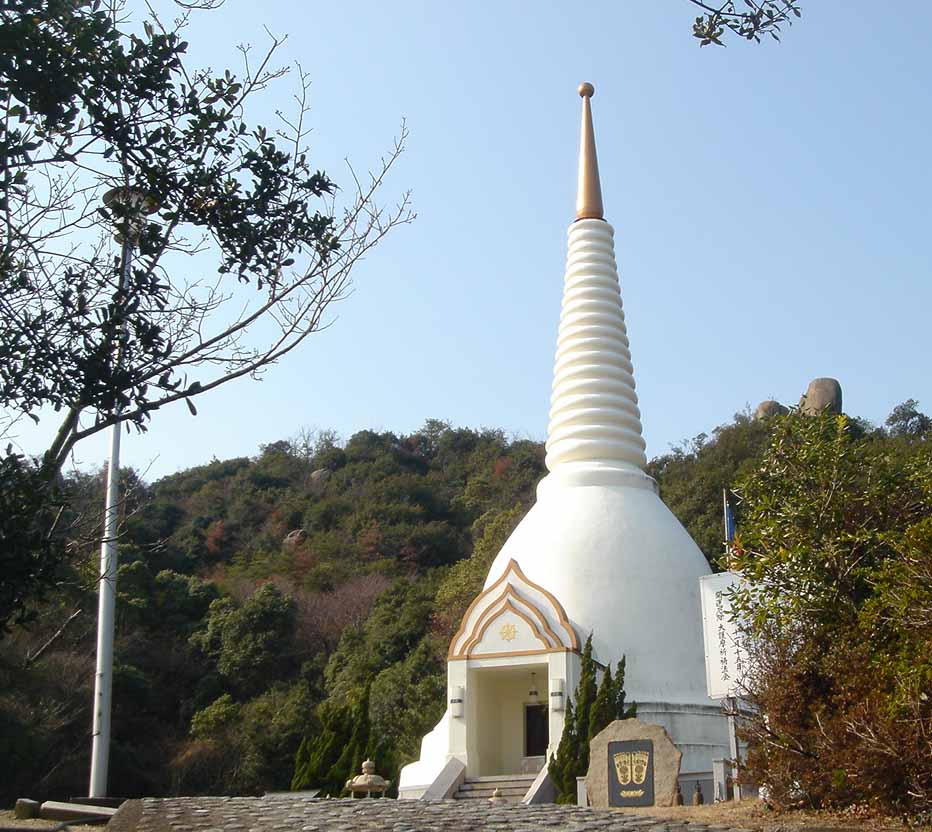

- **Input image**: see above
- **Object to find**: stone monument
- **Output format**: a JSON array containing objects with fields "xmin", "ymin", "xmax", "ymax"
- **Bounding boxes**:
[{"xmin": 586, "ymin": 719, "xmax": 682, "ymax": 809}]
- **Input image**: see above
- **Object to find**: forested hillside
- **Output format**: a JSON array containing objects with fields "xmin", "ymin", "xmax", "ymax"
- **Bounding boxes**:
[
  {"xmin": 0, "ymin": 421, "xmax": 550, "ymax": 801},
  {"xmin": 1, "ymin": 404, "xmax": 924, "ymax": 805}
]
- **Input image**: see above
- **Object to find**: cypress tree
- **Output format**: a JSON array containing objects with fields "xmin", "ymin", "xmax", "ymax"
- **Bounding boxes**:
[
  {"xmin": 365, "ymin": 734, "xmax": 397, "ymax": 798},
  {"xmin": 548, "ymin": 641, "xmax": 637, "ymax": 803},
  {"xmin": 291, "ymin": 736, "xmax": 310, "ymax": 791},
  {"xmin": 573, "ymin": 634, "xmax": 598, "ymax": 776},
  {"xmin": 588, "ymin": 664, "xmax": 615, "ymax": 744},
  {"xmin": 328, "ymin": 683, "xmax": 372, "ymax": 793},
  {"xmin": 613, "ymin": 656, "xmax": 637, "ymax": 720},
  {"xmin": 549, "ymin": 696, "xmax": 578, "ymax": 803},
  {"xmin": 290, "ymin": 700, "xmax": 353, "ymax": 794}
]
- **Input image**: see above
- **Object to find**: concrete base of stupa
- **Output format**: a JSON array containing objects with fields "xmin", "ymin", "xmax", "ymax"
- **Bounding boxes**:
[{"xmin": 397, "ymin": 699, "xmax": 730, "ymax": 801}]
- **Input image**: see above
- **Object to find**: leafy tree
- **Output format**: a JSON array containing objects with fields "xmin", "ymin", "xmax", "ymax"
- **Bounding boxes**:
[
  {"xmin": 369, "ymin": 640, "xmax": 445, "ymax": 765},
  {"xmin": 327, "ymin": 683, "xmax": 372, "ymax": 792},
  {"xmin": 176, "ymin": 682, "xmax": 313, "ymax": 795},
  {"xmin": 729, "ymin": 410, "xmax": 932, "ymax": 816},
  {"xmin": 0, "ymin": 0, "xmax": 409, "ymax": 623},
  {"xmin": 432, "ymin": 505, "xmax": 525, "ymax": 640},
  {"xmin": 588, "ymin": 660, "xmax": 637, "ymax": 745},
  {"xmin": 689, "ymin": 0, "xmax": 802, "ymax": 47},
  {"xmin": 119, "ymin": 563, "xmax": 219, "ymax": 635},
  {"xmin": 885, "ymin": 398, "xmax": 932, "ymax": 439},
  {"xmin": 191, "ymin": 584, "xmax": 297, "ymax": 697},
  {"xmin": 324, "ymin": 576, "xmax": 441, "ymax": 701},
  {"xmin": 0, "ymin": 452, "xmax": 68, "ymax": 630},
  {"xmin": 1, "ymin": 0, "xmax": 410, "ymax": 465},
  {"xmin": 589, "ymin": 665, "xmax": 616, "ymax": 746}
]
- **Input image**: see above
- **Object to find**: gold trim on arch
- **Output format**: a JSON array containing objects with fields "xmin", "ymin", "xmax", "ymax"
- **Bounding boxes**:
[
  {"xmin": 459, "ymin": 585, "xmax": 561, "ymax": 655},
  {"xmin": 447, "ymin": 558, "xmax": 580, "ymax": 658}
]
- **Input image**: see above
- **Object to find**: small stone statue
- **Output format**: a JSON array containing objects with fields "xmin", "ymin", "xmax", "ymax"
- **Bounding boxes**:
[
  {"xmin": 345, "ymin": 759, "xmax": 389, "ymax": 798},
  {"xmin": 692, "ymin": 781, "xmax": 704, "ymax": 805},
  {"xmin": 674, "ymin": 782, "xmax": 684, "ymax": 805}
]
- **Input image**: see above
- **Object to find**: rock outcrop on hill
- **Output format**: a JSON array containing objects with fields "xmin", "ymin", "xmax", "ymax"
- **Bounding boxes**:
[{"xmin": 754, "ymin": 377, "xmax": 842, "ymax": 420}]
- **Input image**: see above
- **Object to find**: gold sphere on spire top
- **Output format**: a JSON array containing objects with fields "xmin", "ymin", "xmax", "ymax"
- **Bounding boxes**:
[{"xmin": 578, "ymin": 82, "xmax": 595, "ymax": 98}]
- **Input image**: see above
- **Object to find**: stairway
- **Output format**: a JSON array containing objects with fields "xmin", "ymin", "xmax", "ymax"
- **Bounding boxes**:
[{"xmin": 453, "ymin": 774, "xmax": 537, "ymax": 802}]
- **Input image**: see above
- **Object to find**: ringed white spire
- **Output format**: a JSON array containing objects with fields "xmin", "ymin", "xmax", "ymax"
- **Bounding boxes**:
[
  {"xmin": 399, "ymin": 83, "xmax": 726, "ymax": 800},
  {"xmin": 544, "ymin": 83, "xmax": 649, "ymax": 485}
]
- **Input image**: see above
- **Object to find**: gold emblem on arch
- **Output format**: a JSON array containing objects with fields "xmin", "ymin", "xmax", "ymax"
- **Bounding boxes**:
[{"xmin": 499, "ymin": 623, "xmax": 518, "ymax": 641}]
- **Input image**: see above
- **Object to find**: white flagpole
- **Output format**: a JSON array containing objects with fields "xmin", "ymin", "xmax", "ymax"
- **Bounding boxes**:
[{"xmin": 88, "ymin": 235, "xmax": 134, "ymax": 799}]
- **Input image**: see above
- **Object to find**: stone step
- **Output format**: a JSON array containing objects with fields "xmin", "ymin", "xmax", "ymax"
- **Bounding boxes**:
[
  {"xmin": 39, "ymin": 801, "xmax": 119, "ymax": 822},
  {"xmin": 462, "ymin": 774, "xmax": 536, "ymax": 783},
  {"xmin": 455, "ymin": 785, "xmax": 529, "ymax": 798},
  {"xmin": 454, "ymin": 772, "xmax": 536, "ymax": 802},
  {"xmin": 454, "ymin": 793, "xmax": 523, "ymax": 801}
]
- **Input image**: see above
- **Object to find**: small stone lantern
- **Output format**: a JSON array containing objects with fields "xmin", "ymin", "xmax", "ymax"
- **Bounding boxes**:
[
  {"xmin": 345, "ymin": 759, "xmax": 389, "ymax": 798},
  {"xmin": 692, "ymin": 781, "xmax": 705, "ymax": 805}
]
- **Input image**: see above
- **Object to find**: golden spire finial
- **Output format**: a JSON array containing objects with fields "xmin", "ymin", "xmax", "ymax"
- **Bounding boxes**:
[{"xmin": 576, "ymin": 82, "xmax": 604, "ymax": 221}]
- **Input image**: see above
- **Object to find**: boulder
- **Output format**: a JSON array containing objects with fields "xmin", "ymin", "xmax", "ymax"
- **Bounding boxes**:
[
  {"xmin": 586, "ymin": 718, "xmax": 681, "ymax": 809},
  {"xmin": 283, "ymin": 529, "xmax": 307, "ymax": 549},
  {"xmin": 754, "ymin": 399, "xmax": 788, "ymax": 420},
  {"xmin": 800, "ymin": 377, "xmax": 842, "ymax": 415},
  {"xmin": 14, "ymin": 798, "xmax": 40, "ymax": 819},
  {"xmin": 308, "ymin": 467, "xmax": 332, "ymax": 494}
]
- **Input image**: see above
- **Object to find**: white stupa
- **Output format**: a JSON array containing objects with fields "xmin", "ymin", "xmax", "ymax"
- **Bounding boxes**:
[{"xmin": 399, "ymin": 83, "xmax": 728, "ymax": 801}]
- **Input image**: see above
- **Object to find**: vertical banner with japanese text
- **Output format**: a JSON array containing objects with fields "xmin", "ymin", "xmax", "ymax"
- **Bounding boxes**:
[{"xmin": 700, "ymin": 571, "xmax": 750, "ymax": 700}]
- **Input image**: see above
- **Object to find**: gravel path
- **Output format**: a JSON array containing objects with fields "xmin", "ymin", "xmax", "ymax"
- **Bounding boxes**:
[{"xmin": 107, "ymin": 796, "xmax": 757, "ymax": 832}]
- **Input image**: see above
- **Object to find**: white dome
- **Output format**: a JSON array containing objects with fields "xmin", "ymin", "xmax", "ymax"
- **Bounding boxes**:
[{"xmin": 484, "ymin": 478, "xmax": 714, "ymax": 706}]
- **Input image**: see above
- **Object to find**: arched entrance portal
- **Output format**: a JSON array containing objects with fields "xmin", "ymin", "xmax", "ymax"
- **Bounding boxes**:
[{"xmin": 446, "ymin": 560, "xmax": 582, "ymax": 778}]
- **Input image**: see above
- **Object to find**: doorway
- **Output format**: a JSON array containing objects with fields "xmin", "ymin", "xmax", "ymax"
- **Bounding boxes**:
[
  {"xmin": 524, "ymin": 704, "xmax": 548, "ymax": 757},
  {"xmin": 468, "ymin": 664, "xmax": 551, "ymax": 776}
]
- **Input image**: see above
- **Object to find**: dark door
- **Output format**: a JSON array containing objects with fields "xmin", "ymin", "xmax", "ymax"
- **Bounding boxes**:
[{"xmin": 525, "ymin": 704, "xmax": 548, "ymax": 757}]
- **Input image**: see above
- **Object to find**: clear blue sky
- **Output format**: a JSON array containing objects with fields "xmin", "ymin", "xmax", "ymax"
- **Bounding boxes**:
[{"xmin": 12, "ymin": 1, "xmax": 932, "ymax": 479}]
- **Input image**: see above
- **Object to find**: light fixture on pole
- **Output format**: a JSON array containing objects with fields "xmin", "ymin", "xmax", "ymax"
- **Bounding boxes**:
[
  {"xmin": 528, "ymin": 672, "xmax": 540, "ymax": 705},
  {"xmin": 88, "ymin": 185, "xmax": 157, "ymax": 800}
]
